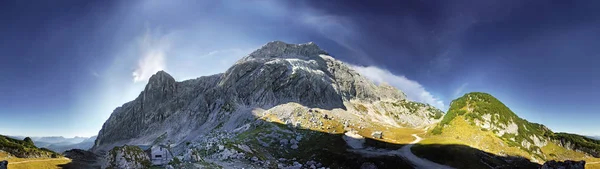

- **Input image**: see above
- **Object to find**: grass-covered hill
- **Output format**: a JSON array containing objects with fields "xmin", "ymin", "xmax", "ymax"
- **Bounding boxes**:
[
  {"xmin": 427, "ymin": 92, "xmax": 599, "ymax": 163},
  {"xmin": 0, "ymin": 135, "xmax": 60, "ymax": 158},
  {"xmin": 549, "ymin": 132, "xmax": 600, "ymax": 157}
]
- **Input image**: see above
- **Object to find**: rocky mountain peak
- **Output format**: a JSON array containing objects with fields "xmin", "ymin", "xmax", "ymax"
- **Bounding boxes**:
[
  {"xmin": 142, "ymin": 70, "xmax": 177, "ymax": 104},
  {"xmin": 148, "ymin": 70, "xmax": 175, "ymax": 84},
  {"xmin": 145, "ymin": 71, "xmax": 175, "ymax": 89},
  {"xmin": 241, "ymin": 41, "xmax": 328, "ymax": 62}
]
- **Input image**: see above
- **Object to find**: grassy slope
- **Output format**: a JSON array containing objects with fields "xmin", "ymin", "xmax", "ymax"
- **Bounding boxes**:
[
  {"xmin": 421, "ymin": 92, "xmax": 600, "ymax": 166},
  {"xmin": 1, "ymin": 150, "xmax": 70, "ymax": 169},
  {"xmin": 7, "ymin": 158, "xmax": 71, "ymax": 169},
  {"xmin": 549, "ymin": 133, "xmax": 600, "ymax": 155}
]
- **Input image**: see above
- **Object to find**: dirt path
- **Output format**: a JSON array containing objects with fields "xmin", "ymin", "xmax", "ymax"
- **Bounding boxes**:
[
  {"xmin": 349, "ymin": 133, "xmax": 454, "ymax": 169},
  {"xmin": 9, "ymin": 158, "xmax": 69, "ymax": 164},
  {"xmin": 398, "ymin": 134, "xmax": 455, "ymax": 169}
]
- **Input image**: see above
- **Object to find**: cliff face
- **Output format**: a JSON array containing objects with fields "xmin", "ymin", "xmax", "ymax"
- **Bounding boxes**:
[{"xmin": 92, "ymin": 41, "xmax": 440, "ymax": 153}]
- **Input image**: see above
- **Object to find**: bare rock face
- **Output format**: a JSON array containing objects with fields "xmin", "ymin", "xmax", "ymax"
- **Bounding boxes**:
[
  {"xmin": 102, "ymin": 145, "xmax": 151, "ymax": 169},
  {"xmin": 92, "ymin": 41, "xmax": 439, "ymax": 153},
  {"xmin": 541, "ymin": 160, "xmax": 585, "ymax": 169}
]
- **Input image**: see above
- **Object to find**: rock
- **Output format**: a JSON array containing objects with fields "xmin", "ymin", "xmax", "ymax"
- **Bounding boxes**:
[
  {"xmin": 101, "ymin": 145, "xmax": 151, "ymax": 169},
  {"xmin": 251, "ymin": 156, "xmax": 259, "ymax": 162},
  {"xmin": 372, "ymin": 131, "xmax": 383, "ymax": 139},
  {"xmin": 291, "ymin": 144, "xmax": 299, "ymax": 149},
  {"xmin": 360, "ymin": 162, "xmax": 378, "ymax": 169},
  {"xmin": 0, "ymin": 160, "xmax": 7, "ymax": 169},
  {"xmin": 280, "ymin": 139, "xmax": 289, "ymax": 145},
  {"xmin": 290, "ymin": 139, "xmax": 299, "ymax": 145},
  {"xmin": 541, "ymin": 160, "xmax": 585, "ymax": 169},
  {"xmin": 63, "ymin": 149, "xmax": 100, "ymax": 162},
  {"xmin": 343, "ymin": 131, "xmax": 366, "ymax": 149}
]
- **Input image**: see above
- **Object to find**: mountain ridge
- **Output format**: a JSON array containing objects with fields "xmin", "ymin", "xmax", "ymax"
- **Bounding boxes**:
[{"xmin": 92, "ymin": 41, "xmax": 439, "ymax": 155}]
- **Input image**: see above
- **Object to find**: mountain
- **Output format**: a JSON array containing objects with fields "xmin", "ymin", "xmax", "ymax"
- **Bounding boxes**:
[
  {"xmin": 91, "ymin": 41, "xmax": 599, "ymax": 169},
  {"xmin": 426, "ymin": 92, "xmax": 599, "ymax": 165},
  {"xmin": 588, "ymin": 136, "xmax": 600, "ymax": 140},
  {"xmin": 92, "ymin": 41, "xmax": 445, "ymax": 168},
  {"xmin": 37, "ymin": 136, "xmax": 87, "ymax": 145},
  {"xmin": 40, "ymin": 136, "xmax": 97, "ymax": 153},
  {"xmin": 9, "ymin": 136, "xmax": 91, "ymax": 145},
  {"xmin": 0, "ymin": 135, "xmax": 59, "ymax": 158},
  {"xmin": 8, "ymin": 135, "xmax": 96, "ymax": 153}
]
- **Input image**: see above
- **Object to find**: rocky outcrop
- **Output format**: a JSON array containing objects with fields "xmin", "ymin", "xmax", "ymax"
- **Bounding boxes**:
[
  {"xmin": 102, "ymin": 145, "xmax": 151, "ymax": 169},
  {"xmin": 541, "ymin": 160, "xmax": 585, "ymax": 169},
  {"xmin": 62, "ymin": 149, "xmax": 101, "ymax": 169},
  {"xmin": 92, "ymin": 41, "xmax": 440, "ymax": 153},
  {"xmin": 553, "ymin": 137, "xmax": 600, "ymax": 158}
]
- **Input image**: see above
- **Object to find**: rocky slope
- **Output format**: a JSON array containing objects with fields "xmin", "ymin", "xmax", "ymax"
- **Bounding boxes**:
[
  {"xmin": 101, "ymin": 145, "xmax": 150, "ymax": 169},
  {"xmin": 92, "ymin": 41, "xmax": 444, "ymax": 168}
]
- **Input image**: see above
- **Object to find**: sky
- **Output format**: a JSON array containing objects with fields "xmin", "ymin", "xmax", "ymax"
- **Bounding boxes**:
[{"xmin": 0, "ymin": 0, "xmax": 598, "ymax": 137}]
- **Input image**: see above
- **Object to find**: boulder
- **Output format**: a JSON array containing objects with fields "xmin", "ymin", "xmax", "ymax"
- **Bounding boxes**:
[
  {"xmin": 372, "ymin": 131, "xmax": 383, "ymax": 139},
  {"xmin": 0, "ymin": 160, "xmax": 7, "ymax": 169},
  {"xmin": 360, "ymin": 162, "xmax": 378, "ymax": 169},
  {"xmin": 541, "ymin": 160, "xmax": 585, "ymax": 169}
]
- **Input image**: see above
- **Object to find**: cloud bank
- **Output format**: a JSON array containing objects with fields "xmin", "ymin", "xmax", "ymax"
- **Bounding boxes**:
[
  {"xmin": 350, "ymin": 65, "xmax": 445, "ymax": 110},
  {"xmin": 132, "ymin": 30, "xmax": 171, "ymax": 82}
]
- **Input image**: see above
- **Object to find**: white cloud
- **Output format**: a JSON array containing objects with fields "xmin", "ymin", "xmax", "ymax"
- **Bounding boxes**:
[
  {"xmin": 453, "ymin": 83, "xmax": 469, "ymax": 97},
  {"xmin": 91, "ymin": 70, "xmax": 100, "ymax": 77},
  {"xmin": 300, "ymin": 14, "xmax": 374, "ymax": 65},
  {"xmin": 132, "ymin": 29, "xmax": 171, "ymax": 82},
  {"xmin": 350, "ymin": 65, "xmax": 446, "ymax": 110},
  {"xmin": 169, "ymin": 47, "xmax": 255, "ymax": 81}
]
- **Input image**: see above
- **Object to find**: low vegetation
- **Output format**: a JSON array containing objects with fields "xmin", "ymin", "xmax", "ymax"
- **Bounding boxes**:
[
  {"xmin": 548, "ymin": 133, "xmax": 600, "ymax": 157},
  {"xmin": 426, "ymin": 92, "xmax": 600, "ymax": 165},
  {"xmin": 0, "ymin": 135, "xmax": 59, "ymax": 158}
]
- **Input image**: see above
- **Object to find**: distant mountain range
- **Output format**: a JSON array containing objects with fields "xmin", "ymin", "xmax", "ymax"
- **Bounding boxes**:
[
  {"xmin": 8, "ymin": 135, "xmax": 96, "ymax": 153},
  {"xmin": 588, "ymin": 136, "xmax": 600, "ymax": 140}
]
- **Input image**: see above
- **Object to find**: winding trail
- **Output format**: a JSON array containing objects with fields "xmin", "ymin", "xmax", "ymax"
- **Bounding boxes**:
[
  {"xmin": 398, "ymin": 134, "xmax": 454, "ymax": 169},
  {"xmin": 348, "ymin": 133, "xmax": 454, "ymax": 169}
]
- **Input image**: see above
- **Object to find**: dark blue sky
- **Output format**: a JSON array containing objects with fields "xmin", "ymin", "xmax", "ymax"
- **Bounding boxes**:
[{"xmin": 0, "ymin": 0, "xmax": 598, "ymax": 137}]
